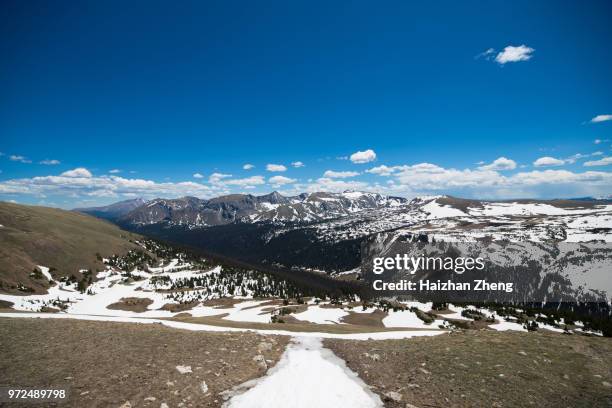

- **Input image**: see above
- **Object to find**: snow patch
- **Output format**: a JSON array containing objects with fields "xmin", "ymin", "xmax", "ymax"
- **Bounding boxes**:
[
  {"xmin": 292, "ymin": 306, "xmax": 349, "ymax": 325},
  {"xmin": 223, "ymin": 337, "xmax": 383, "ymax": 408},
  {"xmin": 37, "ymin": 266, "xmax": 53, "ymax": 281}
]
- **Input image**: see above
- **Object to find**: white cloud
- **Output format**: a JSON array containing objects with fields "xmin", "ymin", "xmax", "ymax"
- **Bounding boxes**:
[
  {"xmin": 509, "ymin": 169, "xmax": 611, "ymax": 185},
  {"xmin": 389, "ymin": 162, "xmax": 612, "ymax": 196},
  {"xmin": 495, "ymin": 45, "xmax": 535, "ymax": 64},
  {"xmin": 193, "ymin": 173, "xmax": 204, "ymax": 179},
  {"xmin": 350, "ymin": 149, "xmax": 377, "ymax": 164},
  {"xmin": 533, "ymin": 156, "xmax": 565, "ymax": 167},
  {"xmin": 207, "ymin": 172, "xmax": 265, "ymax": 188},
  {"xmin": 39, "ymin": 159, "xmax": 60, "ymax": 165},
  {"xmin": 565, "ymin": 153, "xmax": 587, "ymax": 164},
  {"xmin": 291, "ymin": 161, "xmax": 305, "ymax": 168},
  {"xmin": 590, "ymin": 115, "xmax": 612, "ymax": 123},
  {"xmin": 477, "ymin": 157, "xmax": 517, "ymax": 171},
  {"xmin": 584, "ymin": 157, "xmax": 612, "ymax": 167},
  {"xmin": 60, "ymin": 167, "xmax": 92, "ymax": 178},
  {"xmin": 475, "ymin": 48, "xmax": 496, "ymax": 61},
  {"xmin": 2, "ymin": 162, "xmax": 612, "ymax": 201},
  {"xmin": 303, "ymin": 178, "xmax": 370, "ymax": 193},
  {"xmin": 323, "ymin": 170, "xmax": 360, "ymax": 178},
  {"xmin": 565, "ymin": 152, "xmax": 605, "ymax": 164},
  {"xmin": 0, "ymin": 173, "xmax": 215, "ymax": 198},
  {"xmin": 224, "ymin": 176, "xmax": 265, "ymax": 186},
  {"xmin": 243, "ymin": 164, "xmax": 255, "ymax": 170},
  {"xmin": 268, "ymin": 175, "xmax": 296, "ymax": 186},
  {"xmin": 209, "ymin": 172, "xmax": 232, "ymax": 184},
  {"xmin": 366, "ymin": 165, "xmax": 408, "ymax": 176},
  {"xmin": 396, "ymin": 163, "xmax": 504, "ymax": 189},
  {"xmin": 109, "ymin": 169, "xmax": 122, "ymax": 174},
  {"xmin": 9, "ymin": 155, "xmax": 32, "ymax": 164},
  {"xmin": 266, "ymin": 164, "xmax": 287, "ymax": 172},
  {"xmin": 87, "ymin": 189, "xmax": 118, "ymax": 198}
]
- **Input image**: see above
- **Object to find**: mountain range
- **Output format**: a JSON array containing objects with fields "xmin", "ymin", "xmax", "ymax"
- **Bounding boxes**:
[
  {"xmin": 75, "ymin": 192, "xmax": 612, "ymax": 273},
  {"xmin": 77, "ymin": 191, "xmax": 407, "ymax": 226}
]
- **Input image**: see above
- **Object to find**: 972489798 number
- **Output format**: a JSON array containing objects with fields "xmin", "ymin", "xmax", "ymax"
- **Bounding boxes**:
[{"xmin": 0, "ymin": 387, "xmax": 69, "ymax": 402}]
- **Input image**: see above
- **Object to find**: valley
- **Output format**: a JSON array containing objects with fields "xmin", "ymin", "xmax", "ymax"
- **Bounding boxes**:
[{"xmin": 1, "ymin": 197, "xmax": 611, "ymax": 407}]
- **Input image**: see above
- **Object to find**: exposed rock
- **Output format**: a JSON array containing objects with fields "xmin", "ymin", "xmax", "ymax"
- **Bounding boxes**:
[
  {"xmin": 253, "ymin": 354, "xmax": 268, "ymax": 369},
  {"xmin": 383, "ymin": 391, "xmax": 402, "ymax": 402},
  {"xmin": 176, "ymin": 365, "xmax": 192, "ymax": 374},
  {"xmin": 257, "ymin": 342, "xmax": 273, "ymax": 352},
  {"xmin": 364, "ymin": 352, "xmax": 380, "ymax": 361},
  {"xmin": 200, "ymin": 381, "xmax": 209, "ymax": 394}
]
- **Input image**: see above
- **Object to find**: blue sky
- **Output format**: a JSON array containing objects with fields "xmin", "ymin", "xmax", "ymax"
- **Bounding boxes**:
[{"xmin": 1, "ymin": 0, "xmax": 611, "ymax": 207}]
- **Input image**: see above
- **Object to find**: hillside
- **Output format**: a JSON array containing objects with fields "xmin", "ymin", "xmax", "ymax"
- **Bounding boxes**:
[{"xmin": 0, "ymin": 202, "xmax": 141, "ymax": 294}]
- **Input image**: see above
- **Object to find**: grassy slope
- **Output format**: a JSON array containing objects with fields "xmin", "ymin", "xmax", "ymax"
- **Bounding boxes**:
[{"xmin": 0, "ymin": 202, "xmax": 141, "ymax": 294}]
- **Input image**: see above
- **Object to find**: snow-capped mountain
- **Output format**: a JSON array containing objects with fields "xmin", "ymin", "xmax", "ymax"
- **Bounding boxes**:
[
  {"xmin": 79, "ymin": 194, "xmax": 612, "ymax": 274},
  {"xmin": 115, "ymin": 191, "xmax": 408, "ymax": 227},
  {"xmin": 300, "ymin": 195, "xmax": 612, "ymax": 244}
]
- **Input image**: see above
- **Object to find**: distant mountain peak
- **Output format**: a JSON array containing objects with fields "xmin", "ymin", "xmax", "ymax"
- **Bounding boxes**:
[
  {"xmin": 109, "ymin": 191, "xmax": 408, "ymax": 227},
  {"xmin": 74, "ymin": 198, "xmax": 148, "ymax": 222}
]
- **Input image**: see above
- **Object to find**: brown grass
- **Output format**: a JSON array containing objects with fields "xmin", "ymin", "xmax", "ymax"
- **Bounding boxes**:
[
  {"xmin": 340, "ymin": 309, "xmax": 387, "ymax": 327},
  {"xmin": 169, "ymin": 314, "xmax": 441, "ymax": 335},
  {"xmin": 159, "ymin": 302, "xmax": 200, "ymax": 313},
  {"xmin": 201, "ymin": 297, "xmax": 245, "ymax": 308},
  {"xmin": 0, "ymin": 317, "xmax": 289, "ymax": 408},
  {"xmin": 326, "ymin": 330, "xmax": 612, "ymax": 408},
  {"xmin": 0, "ymin": 202, "xmax": 141, "ymax": 294},
  {"xmin": 107, "ymin": 297, "xmax": 154, "ymax": 313}
]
